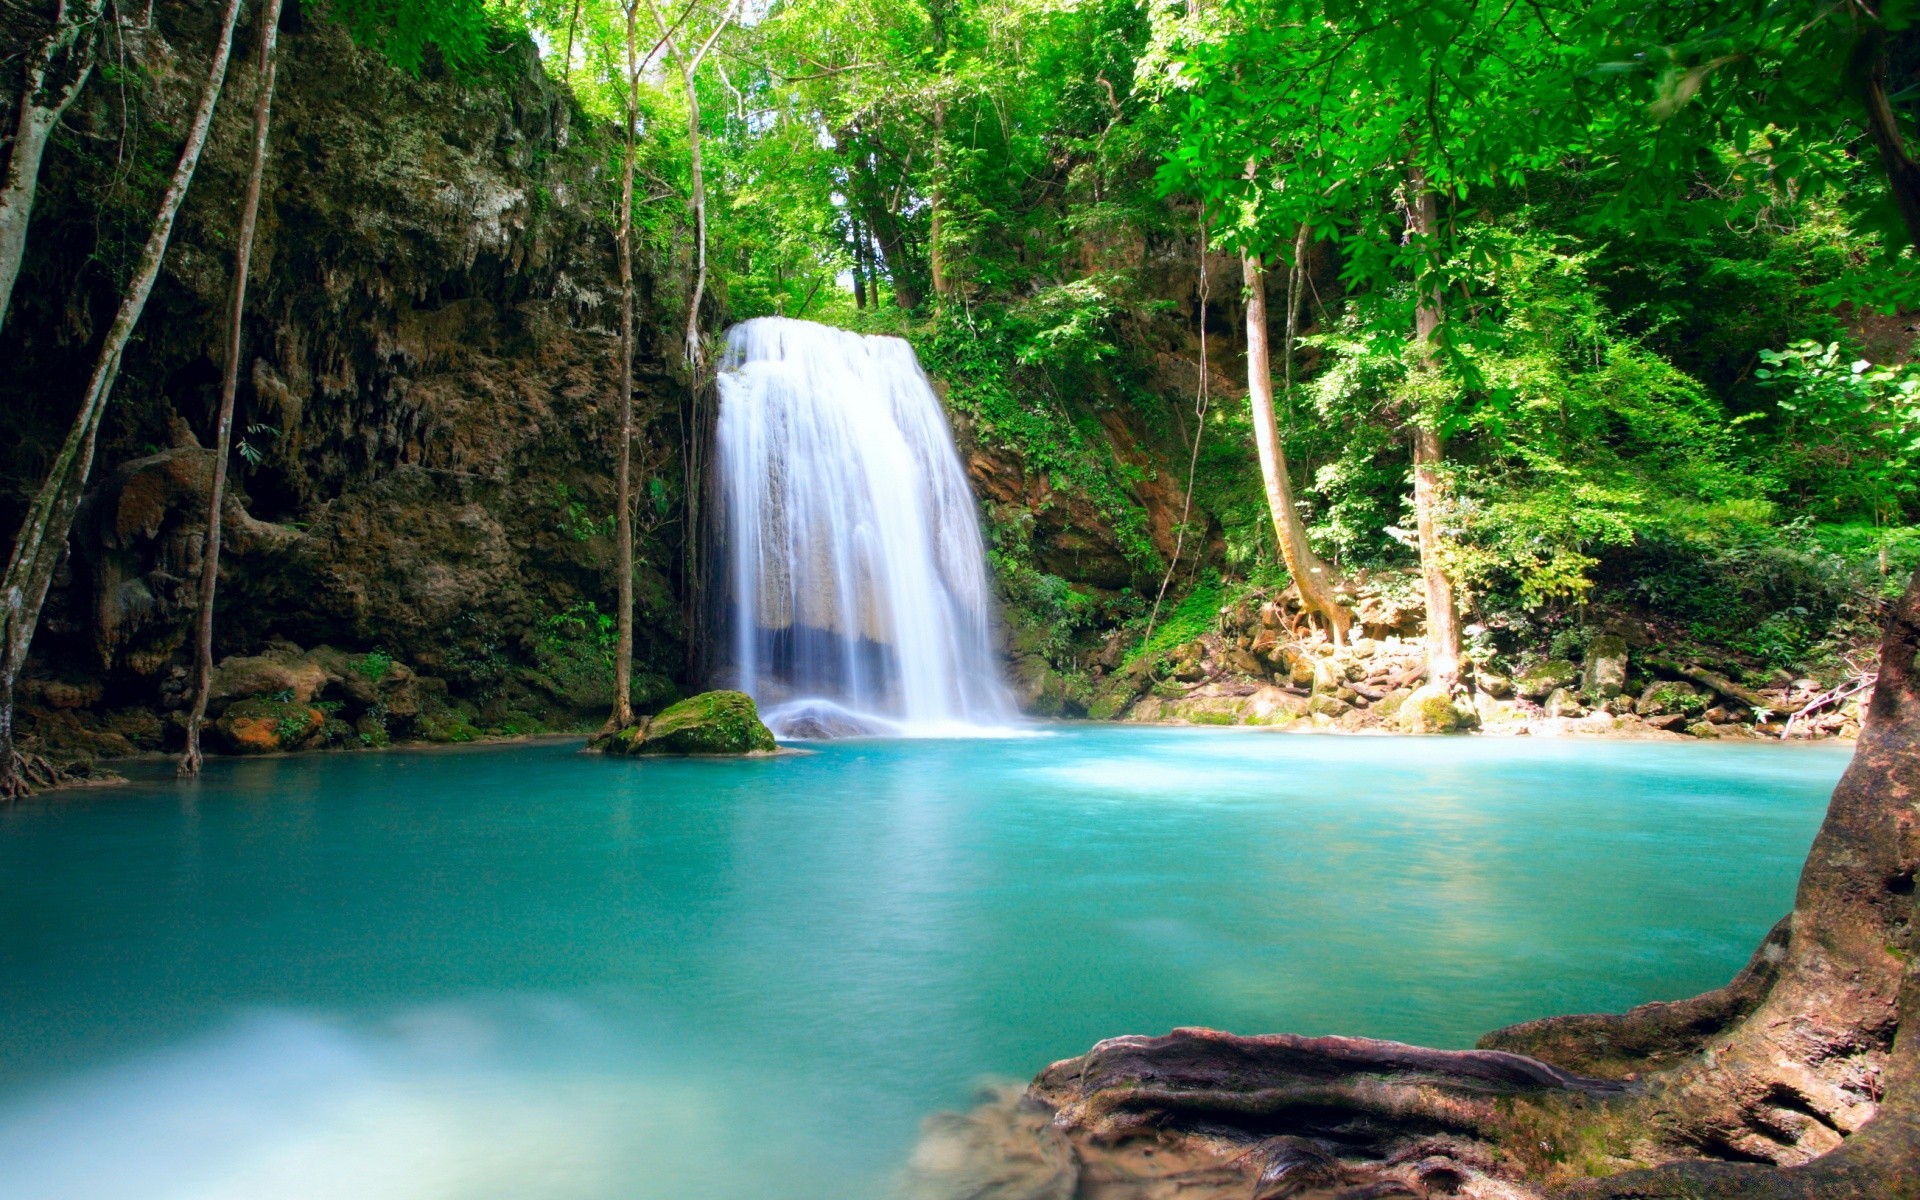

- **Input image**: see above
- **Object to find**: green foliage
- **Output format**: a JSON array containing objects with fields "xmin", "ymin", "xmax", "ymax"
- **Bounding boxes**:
[
  {"xmin": 917, "ymin": 308, "xmax": 1160, "ymax": 574},
  {"xmin": 324, "ymin": 0, "xmax": 514, "ymax": 75},
  {"xmin": 1754, "ymin": 340, "xmax": 1920, "ymax": 528},
  {"xmin": 1125, "ymin": 572, "xmax": 1225, "ymax": 668},
  {"xmin": 353, "ymin": 648, "xmax": 394, "ymax": 684}
]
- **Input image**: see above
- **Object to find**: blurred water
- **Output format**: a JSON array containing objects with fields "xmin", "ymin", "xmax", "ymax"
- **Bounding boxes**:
[
  {"xmin": 714, "ymin": 317, "xmax": 1012, "ymax": 735},
  {"xmin": 0, "ymin": 729, "xmax": 1847, "ymax": 1199}
]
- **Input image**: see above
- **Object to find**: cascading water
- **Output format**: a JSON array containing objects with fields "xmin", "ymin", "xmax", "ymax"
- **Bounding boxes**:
[{"xmin": 713, "ymin": 316, "xmax": 1013, "ymax": 738}]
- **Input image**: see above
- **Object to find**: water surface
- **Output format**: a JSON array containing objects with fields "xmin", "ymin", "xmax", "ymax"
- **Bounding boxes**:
[{"xmin": 0, "ymin": 729, "xmax": 1847, "ymax": 1199}]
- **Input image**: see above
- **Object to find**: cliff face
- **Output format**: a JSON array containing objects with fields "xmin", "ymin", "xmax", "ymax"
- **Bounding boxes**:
[{"xmin": 0, "ymin": 2, "xmax": 689, "ymax": 758}]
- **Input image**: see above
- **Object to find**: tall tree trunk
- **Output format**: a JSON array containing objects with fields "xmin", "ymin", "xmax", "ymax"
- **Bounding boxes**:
[
  {"xmin": 1243, "ymin": 250, "xmax": 1349, "ymax": 645},
  {"xmin": 929, "ymin": 97, "xmax": 948, "ymax": 307},
  {"xmin": 0, "ymin": 0, "xmax": 106, "ymax": 337},
  {"xmin": 1405, "ymin": 163, "xmax": 1459, "ymax": 687},
  {"xmin": 1, "ymin": 0, "xmax": 244, "ymax": 799},
  {"xmin": 180, "ymin": 0, "xmax": 287, "ymax": 777},
  {"xmin": 850, "ymin": 214, "xmax": 867, "ymax": 309},
  {"xmin": 1851, "ymin": 26, "xmax": 1920, "ymax": 252},
  {"xmin": 605, "ymin": 0, "xmax": 645, "ymax": 732}
]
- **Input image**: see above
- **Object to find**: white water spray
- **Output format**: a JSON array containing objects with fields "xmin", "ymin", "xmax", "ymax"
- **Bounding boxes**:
[{"xmin": 714, "ymin": 317, "xmax": 1012, "ymax": 737}]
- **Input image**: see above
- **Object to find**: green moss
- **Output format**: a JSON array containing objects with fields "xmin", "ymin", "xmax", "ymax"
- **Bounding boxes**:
[{"xmin": 633, "ymin": 691, "xmax": 777, "ymax": 756}]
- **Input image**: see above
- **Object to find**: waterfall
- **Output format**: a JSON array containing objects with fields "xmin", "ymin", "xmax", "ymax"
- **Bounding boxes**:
[{"xmin": 713, "ymin": 317, "xmax": 1013, "ymax": 738}]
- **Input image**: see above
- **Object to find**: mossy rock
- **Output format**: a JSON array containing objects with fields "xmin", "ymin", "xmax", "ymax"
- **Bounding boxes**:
[
  {"xmin": 1086, "ymin": 676, "xmax": 1141, "ymax": 721},
  {"xmin": 1515, "ymin": 659, "xmax": 1578, "ymax": 700},
  {"xmin": 603, "ymin": 691, "xmax": 778, "ymax": 756},
  {"xmin": 215, "ymin": 695, "xmax": 325, "ymax": 753},
  {"xmin": 1637, "ymin": 679, "xmax": 1706, "ymax": 718},
  {"xmin": 1396, "ymin": 684, "xmax": 1477, "ymax": 734}
]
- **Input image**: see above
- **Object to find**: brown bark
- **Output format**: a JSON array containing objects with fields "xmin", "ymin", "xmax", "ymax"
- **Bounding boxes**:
[
  {"xmin": 180, "ymin": 0, "xmax": 287, "ymax": 777},
  {"xmin": 900, "ymin": 570, "xmax": 1920, "ymax": 1200},
  {"xmin": 1, "ymin": 0, "xmax": 244, "ymax": 799},
  {"xmin": 1851, "ymin": 27, "xmax": 1920, "ymax": 253},
  {"xmin": 1406, "ymin": 163, "xmax": 1460, "ymax": 687},
  {"xmin": 929, "ymin": 97, "xmax": 948, "ymax": 305},
  {"xmin": 606, "ymin": 0, "xmax": 645, "ymax": 732},
  {"xmin": 1243, "ymin": 250, "xmax": 1349, "ymax": 645},
  {"xmin": 0, "ymin": 0, "xmax": 106, "ymax": 337}
]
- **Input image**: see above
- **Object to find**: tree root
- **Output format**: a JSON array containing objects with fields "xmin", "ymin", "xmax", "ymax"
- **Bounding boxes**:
[{"xmin": 0, "ymin": 750, "xmax": 64, "ymax": 799}]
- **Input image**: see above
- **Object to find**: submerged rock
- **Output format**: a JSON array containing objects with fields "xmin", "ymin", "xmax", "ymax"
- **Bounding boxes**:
[{"xmin": 597, "ymin": 691, "xmax": 777, "ymax": 756}]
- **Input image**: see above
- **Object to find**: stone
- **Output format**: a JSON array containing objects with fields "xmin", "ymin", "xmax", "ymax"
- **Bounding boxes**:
[
  {"xmin": 1544, "ymin": 687, "xmax": 1586, "ymax": 719},
  {"xmin": 1473, "ymin": 671, "xmax": 1512, "ymax": 698},
  {"xmin": 1307, "ymin": 692, "xmax": 1351, "ymax": 718},
  {"xmin": 1349, "ymin": 637, "xmax": 1378, "ymax": 658},
  {"xmin": 214, "ymin": 695, "xmax": 326, "ymax": 753},
  {"xmin": 1645, "ymin": 713, "xmax": 1689, "ymax": 731},
  {"xmin": 1311, "ymin": 658, "xmax": 1345, "ymax": 694},
  {"xmin": 1244, "ymin": 686, "xmax": 1310, "ymax": 725},
  {"xmin": 1581, "ymin": 634, "xmax": 1629, "ymax": 699},
  {"xmin": 1288, "ymin": 658, "xmax": 1316, "ymax": 689},
  {"xmin": 1397, "ymin": 683, "xmax": 1476, "ymax": 734},
  {"xmin": 600, "ymin": 690, "xmax": 777, "ymax": 756},
  {"xmin": 1636, "ymin": 679, "xmax": 1704, "ymax": 718},
  {"xmin": 1515, "ymin": 658, "xmax": 1578, "ymax": 700},
  {"xmin": 209, "ymin": 653, "xmax": 332, "ymax": 707}
]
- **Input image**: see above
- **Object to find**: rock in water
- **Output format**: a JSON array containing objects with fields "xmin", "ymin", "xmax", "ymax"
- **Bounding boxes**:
[{"xmin": 597, "ymin": 691, "xmax": 777, "ymax": 756}]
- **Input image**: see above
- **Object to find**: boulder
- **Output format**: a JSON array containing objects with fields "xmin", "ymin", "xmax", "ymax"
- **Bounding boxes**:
[
  {"xmin": 209, "ymin": 653, "xmax": 332, "ymax": 707},
  {"xmin": 600, "ymin": 691, "xmax": 777, "ymax": 756},
  {"xmin": 1581, "ymin": 634, "xmax": 1629, "ymax": 698},
  {"xmin": 1473, "ymin": 671, "xmax": 1512, "ymax": 698},
  {"xmin": 1636, "ymin": 679, "xmax": 1704, "ymax": 718},
  {"xmin": 214, "ymin": 695, "xmax": 326, "ymax": 753},
  {"xmin": 1396, "ymin": 684, "xmax": 1476, "ymax": 734},
  {"xmin": 1514, "ymin": 658, "xmax": 1577, "ymax": 700},
  {"xmin": 1307, "ymin": 692, "xmax": 1351, "ymax": 718},
  {"xmin": 1544, "ymin": 687, "xmax": 1586, "ymax": 719}
]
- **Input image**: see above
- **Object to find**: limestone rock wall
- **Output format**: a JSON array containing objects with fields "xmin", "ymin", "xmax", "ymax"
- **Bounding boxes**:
[{"xmin": 0, "ymin": 2, "xmax": 689, "ymax": 754}]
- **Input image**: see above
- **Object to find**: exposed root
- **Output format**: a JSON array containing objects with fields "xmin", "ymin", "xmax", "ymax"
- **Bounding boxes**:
[{"xmin": 902, "ymin": 571, "xmax": 1920, "ymax": 1200}]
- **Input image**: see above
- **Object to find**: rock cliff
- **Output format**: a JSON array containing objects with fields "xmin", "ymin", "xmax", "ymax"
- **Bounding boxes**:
[{"xmin": 0, "ymin": 2, "xmax": 690, "ymax": 759}]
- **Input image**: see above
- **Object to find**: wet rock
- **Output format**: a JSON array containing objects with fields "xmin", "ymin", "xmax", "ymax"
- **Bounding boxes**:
[
  {"xmin": 1515, "ymin": 658, "xmax": 1578, "ymax": 700},
  {"xmin": 1582, "ymin": 634, "xmax": 1629, "ymax": 698},
  {"xmin": 1473, "ymin": 671, "xmax": 1512, "ymax": 698},
  {"xmin": 596, "ymin": 690, "xmax": 777, "ymax": 756}
]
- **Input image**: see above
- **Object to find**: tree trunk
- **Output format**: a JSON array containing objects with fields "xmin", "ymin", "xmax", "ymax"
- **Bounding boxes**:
[
  {"xmin": 606, "ymin": 0, "xmax": 644, "ymax": 732},
  {"xmin": 902, "ymin": 569, "xmax": 1920, "ymax": 1200},
  {"xmin": 850, "ymin": 213, "xmax": 867, "ymax": 309},
  {"xmin": 1851, "ymin": 26, "xmax": 1920, "ymax": 253},
  {"xmin": 1, "ymin": 0, "xmax": 245, "ymax": 799},
  {"xmin": 180, "ymin": 0, "xmax": 287, "ymax": 778},
  {"xmin": 1406, "ymin": 163, "xmax": 1460, "ymax": 687},
  {"xmin": 929, "ymin": 97, "xmax": 948, "ymax": 306},
  {"xmin": 0, "ymin": 0, "xmax": 106, "ymax": 337},
  {"xmin": 1243, "ymin": 250, "xmax": 1348, "ymax": 645}
]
